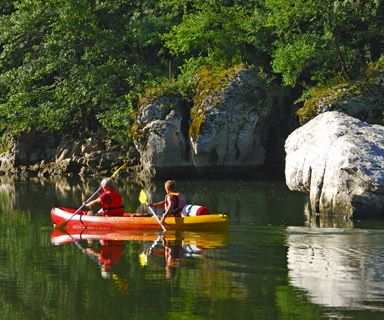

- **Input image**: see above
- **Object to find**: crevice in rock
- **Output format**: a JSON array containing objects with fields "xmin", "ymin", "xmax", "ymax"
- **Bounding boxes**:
[
  {"xmin": 315, "ymin": 163, "xmax": 326, "ymax": 213},
  {"xmin": 307, "ymin": 166, "xmax": 312, "ymax": 193},
  {"xmin": 209, "ymin": 148, "xmax": 219, "ymax": 163}
]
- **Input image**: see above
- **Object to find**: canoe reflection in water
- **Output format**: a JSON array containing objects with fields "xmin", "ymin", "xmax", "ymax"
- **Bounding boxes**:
[{"xmin": 51, "ymin": 229, "xmax": 228, "ymax": 282}]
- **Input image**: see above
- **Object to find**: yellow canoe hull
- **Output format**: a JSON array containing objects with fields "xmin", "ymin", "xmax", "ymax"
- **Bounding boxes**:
[{"xmin": 51, "ymin": 207, "xmax": 229, "ymax": 231}]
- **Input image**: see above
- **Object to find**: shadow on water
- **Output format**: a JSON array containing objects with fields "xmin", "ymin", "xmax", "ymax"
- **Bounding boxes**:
[{"xmin": 0, "ymin": 175, "xmax": 307, "ymax": 227}]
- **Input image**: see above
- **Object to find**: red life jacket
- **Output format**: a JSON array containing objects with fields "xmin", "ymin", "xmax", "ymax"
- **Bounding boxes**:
[
  {"xmin": 99, "ymin": 240, "xmax": 124, "ymax": 268},
  {"xmin": 165, "ymin": 192, "xmax": 186, "ymax": 215},
  {"xmin": 100, "ymin": 190, "xmax": 124, "ymax": 216}
]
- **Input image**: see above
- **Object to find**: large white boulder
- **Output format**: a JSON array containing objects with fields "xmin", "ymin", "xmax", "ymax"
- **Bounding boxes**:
[{"xmin": 285, "ymin": 111, "xmax": 384, "ymax": 217}]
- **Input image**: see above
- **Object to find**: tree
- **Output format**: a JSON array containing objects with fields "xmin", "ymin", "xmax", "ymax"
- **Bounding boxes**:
[
  {"xmin": 266, "ymin": 0, "xmax": 384, "ymax": 86},
  {"xmin": 0, "ymin": 0, "xmax": 181, "ymax": 145}
]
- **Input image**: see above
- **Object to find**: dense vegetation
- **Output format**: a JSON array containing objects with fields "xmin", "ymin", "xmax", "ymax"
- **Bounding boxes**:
[{"xmin": 0, "ymin": 0, "xmax": 383, "ymax": 146}]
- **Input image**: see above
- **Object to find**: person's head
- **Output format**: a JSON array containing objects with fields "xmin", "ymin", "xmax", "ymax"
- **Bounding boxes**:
[
  {"xmin": 100, "ymin": 178, "xmax": 114, "ymax": 190},
  {"xmin": 165, "ymin": 180, "xmax": 176, "ymax": 193}
]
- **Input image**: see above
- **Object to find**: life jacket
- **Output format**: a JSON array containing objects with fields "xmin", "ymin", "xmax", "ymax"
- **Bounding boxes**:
[
  {"xmin": 99, "ymin": 240, "xmax": 125, "ymax": 267},
  {"xmin": 165, "ymin": 192, "xmax": 187, "ymax": 215},
  {"xmin": 100, "ymin": 190, "xmax": 124, "ymax": 216}
]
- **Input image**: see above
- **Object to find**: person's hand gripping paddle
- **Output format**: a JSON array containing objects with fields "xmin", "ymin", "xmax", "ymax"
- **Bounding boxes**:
[{"xmin": 139, "ymin": 190, "xmax": 166, "ymax": 232}]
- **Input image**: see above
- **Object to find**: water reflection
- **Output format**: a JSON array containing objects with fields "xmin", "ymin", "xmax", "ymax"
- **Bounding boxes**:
[
  {"xmin": 304, "ymin": 203, "xmax": 354, "ymax": 228},
  {"xmin": 145, "ymin": 180, "xmax": 305, "ymax": 225},
  {"xmin": 51, "ymin": 229, "xmax": 228, "ymax": 282},
  {"xmin": 0, "ymin": 175, "xmax": 142, "ymax": 218},
  {"xmin": 286, "ymin": 226, "xmax": 384, "ymax": 311},
  {"xmin": 1, "ymin": 176, "xmax": 305, "ymax": 226}
]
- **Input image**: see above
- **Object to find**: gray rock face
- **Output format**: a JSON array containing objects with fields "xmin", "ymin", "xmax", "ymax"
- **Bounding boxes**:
[
  {"xmin": 0, "ymin": 133, "xmax": 127, "ymax": 177},
  {"xmin": 0, "ymin": 131, "xmax": 56, "ymax": 174},
  {"xmin": 134, "ymin": 95, "xmax": 192, "ymax": 172},
  {"xmin": 190, "ymin": 70, "xmax": 275, "ymax": 167},
  {"xmin": 133, "ymin": 70, "xmax": 286, "ymax": 178},
  {"xmin": 285, "ymin": 111, "xmax": 384, "ymax": 217},
  {"xmin": 14, "ymin": 131, "xmax": 57, "ymax": 166},
  {"xmin": 297, "ymin": 65, "xmax": 384, "ymax": 125}
]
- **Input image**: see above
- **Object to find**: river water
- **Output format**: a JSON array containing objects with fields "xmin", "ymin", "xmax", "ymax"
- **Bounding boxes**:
[{"xmin": 1, "ymin": 176, "xmax": 384, "ymax": 319}]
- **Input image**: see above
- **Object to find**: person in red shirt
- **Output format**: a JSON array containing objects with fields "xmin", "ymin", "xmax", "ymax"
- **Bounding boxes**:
[
  {"xmin": 83, "ymin": 239, "xmax": 125, "ymax": 280},
  {"xmin": 149, "ymin": 180, "xmax": 186, "ymax": 224},
  {"xmin": 83, "ymin": 178, "xmax": 124, "ymax": 216}
]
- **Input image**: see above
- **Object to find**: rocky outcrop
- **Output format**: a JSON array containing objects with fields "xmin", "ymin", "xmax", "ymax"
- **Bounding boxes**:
[
  {"xmin": 0, "ymin": 132, "xmax": 134, "ymax": 177},
  {"xmin": 134, "ymin": 69, "xmax": 289, "ymax": 178},
  {"xmin": 133, "ymin": 95, "xmax": 192, "ymax": 177},
  {"xmin": 285, "ymin": 111, "xmax": 384, "ymax": 218},
  {"xmin": 1, "ymin": 68, "xmax": 292, "ymax": 180},
  {"xmin": 0, "ymin": 132, "xmax": 56, "ymax": 172},
  {"xmin": 297, "ymin": 60, "xmax": 384, "ymax": 125},
  {"xmin": 190, "ymin": 70, "xmax": 280, "ymax": 167}
]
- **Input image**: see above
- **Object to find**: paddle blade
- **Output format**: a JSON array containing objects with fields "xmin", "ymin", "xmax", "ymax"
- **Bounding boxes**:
[{"xmin": 139, "ymin": 190, "xmax": 148, "ymax": 204}]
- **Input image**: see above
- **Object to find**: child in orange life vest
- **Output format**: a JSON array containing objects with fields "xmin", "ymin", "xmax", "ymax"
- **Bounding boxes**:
[
  {"xmin": 149, "ymin": 180, "xmax": 186, "ymax": 224},
  {"xmin": 83, "ymin": 178, "xmax": 124, "ymax": 217}
]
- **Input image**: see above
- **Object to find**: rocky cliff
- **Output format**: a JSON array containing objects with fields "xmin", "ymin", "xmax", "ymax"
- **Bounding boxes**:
[
  {"xmin": 0, "ymin": 132, "xmax": 136, "ymax": 177},
  {"xmin": 0, "ymin": 68, "xmax": 292, "ymax": 180},
  {"xmin": 133, "ymin": 69, "xmax": 290, "ymax": 179}
]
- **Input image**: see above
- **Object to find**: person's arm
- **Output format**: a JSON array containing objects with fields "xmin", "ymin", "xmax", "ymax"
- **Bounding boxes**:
[
  {"xmin": 149, "ymin": 200, "xmax": 165, "ymax": 208},
  {"xmin": 83, "ymin": 197, "xmax": 102, "ymax": 207},
  {"xmin": 160, "ymin": 195, "xmax": 174, "ymax": 224}
]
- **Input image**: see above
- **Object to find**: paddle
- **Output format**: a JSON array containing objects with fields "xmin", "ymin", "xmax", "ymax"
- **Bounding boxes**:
[
  {"xmin": 55, "ymin": 163, "xmax": 127, "ymax": 229},
  {"xmin": 139, "ymin": 234, "xmax": 164, "ymax": 267},
  {"xmin": 139, "ymin": 189, "xmax": 166, "ymax": 232}
]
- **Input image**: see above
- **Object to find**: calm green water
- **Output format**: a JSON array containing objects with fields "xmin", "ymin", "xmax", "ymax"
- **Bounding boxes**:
[{"xmin": 1, "ymin": 176, "xmax": 384, "ymax": 319}]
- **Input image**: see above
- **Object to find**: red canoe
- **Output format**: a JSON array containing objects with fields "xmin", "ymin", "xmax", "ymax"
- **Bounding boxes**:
[
  {"xmin": 50, "ymin": 228, "xmax": 228, "ymax": 248},
  {"xmin": 51, "ymin": 207, "xmax": 229, "ymax": 231}
]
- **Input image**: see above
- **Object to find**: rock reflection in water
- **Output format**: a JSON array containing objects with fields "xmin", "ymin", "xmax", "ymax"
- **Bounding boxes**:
[
  {"xmin": 286, "ymin": 227, "xmax": 384, "ymax": 310},
  {"xmin": 304, "ymin": 203, "xmax": 354, "ymax": 228},
  {"xmin": 0, "ymin": 175, "xmax": 142, "ymax": 215}
]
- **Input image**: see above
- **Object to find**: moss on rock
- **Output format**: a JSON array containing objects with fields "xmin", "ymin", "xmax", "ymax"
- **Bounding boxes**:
[
  {"xmin": 189, "ymin": 64, "xmax": 246, "ymax": 142},
  {"xmin": 298, "ymin": 57, "xmax": 384, "ymax": 125}
]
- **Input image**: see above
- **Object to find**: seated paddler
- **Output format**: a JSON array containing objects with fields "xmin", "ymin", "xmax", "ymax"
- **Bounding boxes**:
[
  {"xmin": 149, "ymin": 180, "xmax": 186, "ymax": 224},
  {"xmin": 83, "ymin": 178, "xmax": 124, "ymax": 216}
]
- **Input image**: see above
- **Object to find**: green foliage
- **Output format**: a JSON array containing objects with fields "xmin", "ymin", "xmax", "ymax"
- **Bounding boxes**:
[
  {"xmin": 0, "ymin": 0, "xmax": 383, "ymax": 145},
  {"xmin": 162, "ymin": 0, "xmax": 271, "ymax": 69},
  {"xmin": 0, "ymin": 134, "xmax": 10, "ymax": 154},
  {"xmin": 266, "ymin": 0, "xmax": 384, "ymax": 86},
  {"xmin": 272, "ymin": 33, "xmax": 319, "ymax": 86},
  {"xmin": 0, "ymin": 0, "xmax": 178, "ymax": 145}
]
